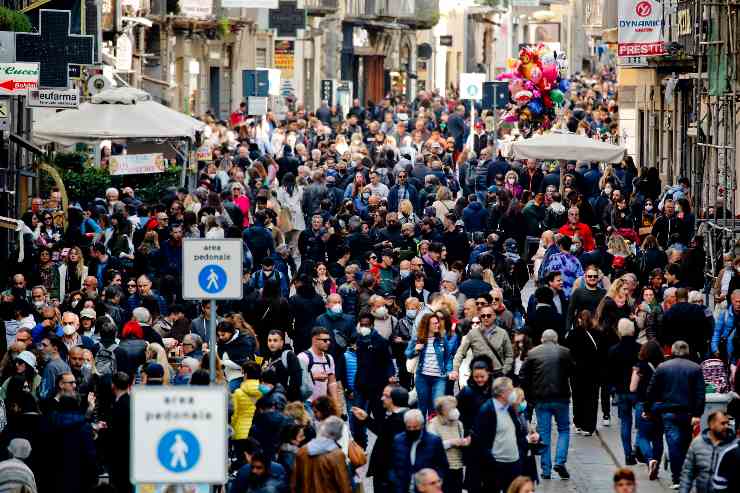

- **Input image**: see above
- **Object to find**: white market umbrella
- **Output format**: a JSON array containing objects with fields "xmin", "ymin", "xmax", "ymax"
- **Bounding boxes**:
[
  {"xmin": 33, "ymin": 87, "xmax": 205, "ymax": 145},
  {"xmin": 511, "ymin": 130, "xmax": 626, "ymax": 164}
]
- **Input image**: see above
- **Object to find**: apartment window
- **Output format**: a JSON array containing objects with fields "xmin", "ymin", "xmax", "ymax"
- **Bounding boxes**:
[{"xmin": 256, "ymin": 48, "xmax": 267, "ymax": 67}]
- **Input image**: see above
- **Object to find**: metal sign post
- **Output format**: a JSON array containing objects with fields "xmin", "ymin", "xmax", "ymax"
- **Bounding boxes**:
[{"xmin": 182, "ymin": 238, "xmax": 244, "ymax": 382}]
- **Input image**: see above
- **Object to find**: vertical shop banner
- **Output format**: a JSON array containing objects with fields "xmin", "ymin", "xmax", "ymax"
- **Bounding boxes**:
[
  {"xmin": 618, "ymin": 0, "xmax": 666, "ymax": 56},
  {"xmin": 274, "ymin": 40, "xmax": 296, "ymax": 99}
]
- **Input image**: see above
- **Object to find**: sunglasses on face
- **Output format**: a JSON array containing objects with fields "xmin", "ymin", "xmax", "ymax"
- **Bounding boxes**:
[{"xmin": 480, "ymin": 313, "xmax": 494, "ymax": 319}]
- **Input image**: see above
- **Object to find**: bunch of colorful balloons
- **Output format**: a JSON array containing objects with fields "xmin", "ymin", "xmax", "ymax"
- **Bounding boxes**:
[{"xmin": 497, "ymin": 44, "xmax": 571, "ymax": 137}]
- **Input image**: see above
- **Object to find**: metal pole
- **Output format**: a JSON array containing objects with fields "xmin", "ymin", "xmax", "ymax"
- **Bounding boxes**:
[
  {"xmin": 209, "ymin": 299, "xmax": 217, "ymax": 384},
  {"xmin": 492, "ymin": 84, "xmax": 497, "ymax": 155},
  {"xmin": 470, "ymin": 101, "xmax": 475, "ymax": 152}
]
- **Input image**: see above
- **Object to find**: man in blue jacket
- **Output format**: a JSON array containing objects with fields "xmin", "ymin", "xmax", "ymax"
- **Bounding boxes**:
[
  {"xmin": 712, "ymin": 289, "xmax": 740, "ymax": 363},
  {"xmin": 389, "ymin": 409, "xmax": 449, "ymax": 493},
  {"xmin": 388, "ymin": 170, "xmax": 418, "ymax": 213}
]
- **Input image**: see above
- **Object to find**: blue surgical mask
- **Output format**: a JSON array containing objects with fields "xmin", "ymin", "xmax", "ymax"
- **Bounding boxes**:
[
  {"xmin": 400, "ymin": 270, "xmax": 410, "ymax": 279},
  {"xmin": 507, "ymin": 392, "xmax": 517, "ymax": 406},
  {"xmin": 518, "ymin": 400, "xmax": 527, "ymax": 413},
  {"xmin": 406, "ymin": 309, "xmax": 417, "ymax": 319},
  {"xmin": 259, "ymin": 384, "xmax": 271, "ymax": 395}
]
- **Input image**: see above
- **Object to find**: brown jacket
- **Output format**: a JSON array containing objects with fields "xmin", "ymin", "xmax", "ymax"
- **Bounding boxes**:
[{"xmin": 291, "ymin": 438, "xmax": 352, "ymax": 493}]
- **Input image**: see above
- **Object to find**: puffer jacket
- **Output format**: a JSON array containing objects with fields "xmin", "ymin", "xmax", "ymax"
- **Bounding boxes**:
[
  {"xmin": 231, "ymin": 379, "xmax": 262, "ymax": 439},
  {"xmin": 679, "ymin": 428, "xmax": 737, "ymax": 493}
]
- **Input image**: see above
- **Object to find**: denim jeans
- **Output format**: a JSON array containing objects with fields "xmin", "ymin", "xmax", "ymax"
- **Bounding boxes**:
[
  {"xmin": 535, "ymin": 400, "xmax": 570, "ymax": 476},
  {"xmin": 662, "ymin": 412, "xmax": 692, "ymax": 483},
  {"xmin": 415, "ymin": 372, "xmax": 447, "ymax": 417},
  {"xmin": 615, "ymin": 393, "xmax": 637, "ymax": 460},
  {"xmin": 349, "ymin": 388, "xmax": 385, "ymax": 449},
  {"xmin": 634, "ymin": 402, "xmax": 663, "ymax": 463}
]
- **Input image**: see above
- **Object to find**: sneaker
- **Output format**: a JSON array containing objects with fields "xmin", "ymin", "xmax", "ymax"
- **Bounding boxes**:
[
  {"xmin": 670, "ymin": 483, "xmax": 680, "ymax": 490},
  {"xmin": 553, "ymin": 464, "xmax": 570, "ymax": 480},
  {"xmin": 602, "ymin": 417, "xmax": 611, "ymax": 427},
  {"xmin": 575, "ymin": 427, "xmax": 583, "ymax": 435},
  {"xmin": 626, "ymin": 455, "xmax": 637, "ymax": 466},
  {"xmin": 583, "ymin": 431, "xmax": 593, "ymax": 436},
  {"xmin": 648, "ymin": 460, "xmax": 659, "ymax": 480}
]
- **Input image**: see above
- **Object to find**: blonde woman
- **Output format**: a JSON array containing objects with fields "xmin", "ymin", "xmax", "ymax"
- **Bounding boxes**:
[
  {"xmin": 146, "ymin": 343, "xmax": 174, "ymax": 385},
  {"xmin": 335, "ymin": 134, "xmax": 349, "ymax": 155},
  {"xmin": 432, "ymin": 187, "xmax": 456, "ymax": 221},
  {"xmin": 607, "ymin": 233, "xmax": 632, "ymax": 258},
  {"xmin": 398, "ymin": 199, "xmax": 420, "ymax": 225},
  {"xmin": 54, "ymin": 246, "xmax": 88, "ymax": 302}
]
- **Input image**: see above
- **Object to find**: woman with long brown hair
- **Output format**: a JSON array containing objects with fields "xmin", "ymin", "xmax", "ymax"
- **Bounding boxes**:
[
  {"xmin": 53, "ymin": 246, "xmax": 88, "ymax": 302},
  {"xmin": 405, "ymin": 313, "xmax": 453, "ymax": 416}
]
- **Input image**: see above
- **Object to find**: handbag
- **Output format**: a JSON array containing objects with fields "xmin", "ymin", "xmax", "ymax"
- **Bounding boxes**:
[
  {"xmin": 406, "ymin": 355, "xmax": 419, "ymax": 374},
  {"xmin": 277, "ymin": 207, "xmax": 293, "ymax": 233},
  {"xmin": 347, "ymin": 439, "xmax": 367, "ymax": 468}
]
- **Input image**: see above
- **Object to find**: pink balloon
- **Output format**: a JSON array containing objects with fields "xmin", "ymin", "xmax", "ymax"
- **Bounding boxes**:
[
  {"xmin": 542, "ymin": 63, "xmax": 558, "ymax": 83},
  {"xmin": 524, "ymin": 80, "xmax": 535, "ymax": 91},
  {"xmin": 529, "ymin": 66, "xmax": 542, "ymax": 84},
  {"xmin": 497, "ymin": 72, "xmax": 514, "ymax": 80},
  {"xmin": 532, "ymin": 89, "xmax": 541, "ymax": 99}
]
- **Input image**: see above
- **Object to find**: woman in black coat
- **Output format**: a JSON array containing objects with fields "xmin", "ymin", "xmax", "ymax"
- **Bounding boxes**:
[
  {"xmin": 457, "ymin": 356, "xmax": 494, "ymax": 434},
  {"xmin": 566, "ymin": 309, "xmax": 607, "ymax": 435}
]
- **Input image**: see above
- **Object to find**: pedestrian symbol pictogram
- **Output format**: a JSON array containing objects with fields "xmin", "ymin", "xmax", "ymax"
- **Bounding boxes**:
[
  {"xmin": 198, "ymin": 265, "xmax": 227, "ymax": 294},
  {"xmin": 157, "ymin": 429, "xmax": 200, "ymax": 473}
]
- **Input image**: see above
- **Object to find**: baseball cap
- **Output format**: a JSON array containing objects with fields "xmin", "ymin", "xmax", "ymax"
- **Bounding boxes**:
[
  {"xmin": 144, "ymin": 363, "xmax": 165, "ymax": 382},
  {"xmin": 16, "ymin": 351, "xmax": 36, "ymax": 371},
  {"xmin": 80, "ymin": 308, "xmax": 97, "ymax": 319}
]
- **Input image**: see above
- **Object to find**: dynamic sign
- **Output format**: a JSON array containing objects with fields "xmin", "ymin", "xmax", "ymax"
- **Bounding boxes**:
[{"xmin": 618, "ymin": 0, "xmax": 666, "ymax": 56}]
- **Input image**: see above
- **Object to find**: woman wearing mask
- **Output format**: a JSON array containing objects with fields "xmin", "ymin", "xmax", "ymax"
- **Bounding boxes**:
[
  {"xmin": 634, "ymin": 287, "xmax": 662, "ymax": 343},
  {"xmin": 405, "ymin": 313, "xmax": 453, "ymax": 417},
  {"xmin": 629, "ymin": 340, "xmax": 665, "ymax": 480},
  {"xmin": 368, "ymin": 295, "xmax": 396, "ymax": 340},
  {"xmin": 53, "ymin": 246, "xmax": 88, "ymax": 302},
  {"xmin": 398, "ymin": 199, "xmax": 420, "ymax": 226},
  {"xmin": 427, "ymin": 396, "xmax": 469, "ymax": 493},
  {"xmin": 504, "ymin": 170, "xmax": 523, "ymax": 199},
  {"xmin": 0, "ymin": 351, "xmax": 39, "ymax": 400},
  {"xmin": 638, "ymin": 200, "xmax": 657, "ymax": 242},
  {"xmin": 392, "ymin": 297, "xmax": 418, "ymax": 389},
  {"xmin": 230, "ymin": 183, "xmax": 251, "ymax": 228}
]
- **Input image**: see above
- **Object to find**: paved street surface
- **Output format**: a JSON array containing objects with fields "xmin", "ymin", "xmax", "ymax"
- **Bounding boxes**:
[{"xmin": 361, "ymin": 415, "xmax": 672, "ymax": 493}]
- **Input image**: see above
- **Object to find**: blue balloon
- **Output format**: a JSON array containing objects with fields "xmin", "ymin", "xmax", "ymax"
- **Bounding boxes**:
[
  {"xmin": 528, "ymin": 100, "xmax": 543, "ymax": 115},
  {"xmin": 559, "ymin": 79, "xmax": 571, "ymax": 92}
]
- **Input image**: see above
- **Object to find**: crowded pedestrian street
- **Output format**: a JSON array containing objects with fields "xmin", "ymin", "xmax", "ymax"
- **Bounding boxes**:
[{"xmin": 0, "ymin": 1, "xmax": 739, "ymax": 493}]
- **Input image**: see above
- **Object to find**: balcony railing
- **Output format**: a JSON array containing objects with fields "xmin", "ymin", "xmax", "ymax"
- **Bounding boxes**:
[
  {"xmin": 345, "ymin": 0, "xmax": 438, "ymax": 27},
  {"xmin": 304, "ymin": 0, "xmax": 339, "ymax": 15}
]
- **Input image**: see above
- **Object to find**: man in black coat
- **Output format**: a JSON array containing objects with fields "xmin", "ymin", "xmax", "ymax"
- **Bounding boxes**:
[
  {"xmin": 351, "ymin": 386, "xmax": 409, "ymax": 493},
  {"xmin": 660, "ymin": 288, "xmax": 713, "ymax": 358},
  {"xmin": 108, "ymin": 372, "xmax": 132, "ymax": 493},
  {"xmin": 388, "ymin": 409, "xmax": 449, "ymax": 493}
]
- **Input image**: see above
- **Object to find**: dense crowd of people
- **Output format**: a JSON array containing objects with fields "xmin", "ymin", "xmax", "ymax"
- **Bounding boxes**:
[{"xmin": 0, "ymin": 67, "xmax": 739, "ymax": 493}]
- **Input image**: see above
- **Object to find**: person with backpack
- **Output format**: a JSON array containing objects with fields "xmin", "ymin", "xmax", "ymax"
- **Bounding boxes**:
[
  {"xmin": 712, "ymin": 289, "xmax": 740, "ymax": 366},
  {"xmin": 297, "ymin": 327, "xmax": 340, "ymax": 405},
  {"xmin": 260, "ymin": 330, "xmax": 305, "ymax": 402},
  {"xmin": 94, "ymin": 317, "xmax": 122, "ymax": 378}
]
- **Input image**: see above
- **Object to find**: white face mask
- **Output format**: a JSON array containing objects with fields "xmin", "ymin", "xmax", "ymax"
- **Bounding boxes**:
[
  {"xmin": 373, "ymin": 306, "xmax": 388, "ymax": 319},
  {"xmin": 358, "ymin": 326, "xmax": 372, "ymax": 337},
  {"xmin": 70, "ymin": 300, "xmax": 79, "ymax": 308},
  {"xmin": 447, "ymin": 408, "xmax": 460, "ymax": 421},
  {"xmin": 330, "ymin": 304, "xmax": 343, "ymax": 314},
  {"xmin": 62, "ymin": 324, "xmax": 77, "ymax": 336}
]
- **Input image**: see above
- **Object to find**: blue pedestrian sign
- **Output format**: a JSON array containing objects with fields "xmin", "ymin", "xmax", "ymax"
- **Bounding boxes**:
[
  {"xmin": 182, "ymin": 239, "xmax": 243, "ymax": 300},
  {"xmin": 198, "ymin": 265, "xmax": 227, "ymax": 294},
  {"xmin": 131, "ymin": 387, "xmax": 228, "ymax": 484},
  {"xmin": 157, "ymin": 429, "xmax": 200, "ymax": 473}
]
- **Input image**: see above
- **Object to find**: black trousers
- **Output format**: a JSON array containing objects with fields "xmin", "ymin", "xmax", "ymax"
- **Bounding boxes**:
[
  {"xmin": 482, "ymin": 459, "xmax": 522, "ymax": 493},
  {"xmin": 572, "ymin": 377, "xmax": 599, "ymax": 433}
]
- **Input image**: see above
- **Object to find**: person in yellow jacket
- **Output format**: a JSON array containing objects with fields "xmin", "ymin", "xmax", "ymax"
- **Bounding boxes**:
[{"xmin": 231, "ymin": 362, "xmax": 264, "ymax": 439}]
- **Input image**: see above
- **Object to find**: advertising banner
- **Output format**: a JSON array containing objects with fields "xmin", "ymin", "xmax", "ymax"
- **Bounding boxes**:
[
  {"xmin": 618, "ymin": 0, "xmax": 666, "ymax": 56},
  {"xmin": 109, "ymin": 153, "xmax": 166, "ymax": 175}
]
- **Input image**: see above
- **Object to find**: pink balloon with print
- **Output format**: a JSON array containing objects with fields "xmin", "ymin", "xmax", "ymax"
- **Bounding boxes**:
[
  {"xmin": 542, "ymin": 63, "xmax": 559, "ymax": 83},
  {"xmin": 528, "ymin": 66, "xmax": 542, "ymax": 84}
]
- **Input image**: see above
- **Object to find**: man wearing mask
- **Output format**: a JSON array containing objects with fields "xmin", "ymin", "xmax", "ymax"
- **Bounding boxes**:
[
  {"xmin": 315, "ymin": 294, "xmax": 355, "ymax": 388},
  {"xmin": 389, "ymin": 409, "xmax": 449, "ymax": 493},
  {"xmin": 30, "ymin": 286, "xmax": 48, "ymax": 315},
  {"xmin": 61, "ymin": 311, "xmax": 95, "ymax": 352},
  {"xmin": 470, "ymin": 377, "xmax": 528, "ymax": 492},
  {"xmin": 351, "ymin": 314, "xmax": 397, "ymax": 448}
]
